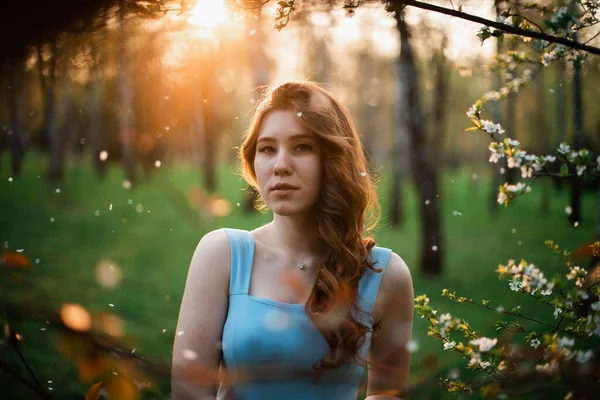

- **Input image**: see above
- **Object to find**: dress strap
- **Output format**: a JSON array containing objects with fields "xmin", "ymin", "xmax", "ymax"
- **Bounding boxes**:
[
  {"xmin": 357, "ymin": 246, "xmax": 392, "ymax": 319},
  {"xmin": 222, "ymin": 228, "xmax": 255, "ymax": 295}
]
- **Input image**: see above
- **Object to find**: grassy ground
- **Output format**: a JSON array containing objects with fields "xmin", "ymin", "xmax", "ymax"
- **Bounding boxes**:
[{"xmin": 0, "ymin": 154, "xmax": 596, "ymax": 399}]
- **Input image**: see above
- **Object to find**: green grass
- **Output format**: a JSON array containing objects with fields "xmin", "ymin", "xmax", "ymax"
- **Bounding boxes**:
[{"xmin": 0, "ymin": 154, "xmax": 596, "ymax": 399}]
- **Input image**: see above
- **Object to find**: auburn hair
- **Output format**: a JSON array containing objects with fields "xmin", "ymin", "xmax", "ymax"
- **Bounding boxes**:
[{"xmin": 238, "ymin": 81, "xmax": 382, "ymax": 373}]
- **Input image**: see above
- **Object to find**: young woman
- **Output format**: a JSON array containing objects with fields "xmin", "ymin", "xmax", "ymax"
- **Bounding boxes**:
[{"xmin": 172, "ymin": 82, "xmax": 414, "ymax": 400}]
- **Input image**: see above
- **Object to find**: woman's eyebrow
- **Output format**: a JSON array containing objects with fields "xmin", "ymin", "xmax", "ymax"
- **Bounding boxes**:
[{"xmin": 257, "ymin": 134, "xmax": 312, "ymax": 143}]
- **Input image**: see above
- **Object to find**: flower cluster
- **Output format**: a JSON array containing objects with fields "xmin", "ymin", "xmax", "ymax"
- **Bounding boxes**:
[
  {"xmin": 466, "ymin": 99, "xmax": 600, "ymax": 205},
  {"xmin": 416, "ymin": 241, "xmax": 600, "ymax": 396},
  {"xmin": 496, "ymin": 259, "xmax": 553, "ymax": 296}
]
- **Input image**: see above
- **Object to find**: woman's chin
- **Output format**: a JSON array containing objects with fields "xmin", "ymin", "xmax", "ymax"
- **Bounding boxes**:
[{"xmin": 269, "ymin": 204, "xmax": 309, "ymax": 217}]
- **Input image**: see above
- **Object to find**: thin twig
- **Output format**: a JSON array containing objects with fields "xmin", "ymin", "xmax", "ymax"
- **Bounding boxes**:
[
  {"xmin": 465, "ymin": 300, "xmax": 599, "ymax": 346},
  {"xmin": 398, "ymin": 0, "xmax": 600, "ymax": 56},
  {"xmin": 12, "ymin": 342, "xmax": 49, "ymax": 397},
  {"xmin": 0, "ymin": 361, "xmax": 51, "ymax": 399}
]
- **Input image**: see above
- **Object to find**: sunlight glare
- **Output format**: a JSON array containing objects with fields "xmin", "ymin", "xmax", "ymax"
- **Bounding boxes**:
[{"xmin": 188, "ymin": 0, "xmax": 229, "ymax": 33}]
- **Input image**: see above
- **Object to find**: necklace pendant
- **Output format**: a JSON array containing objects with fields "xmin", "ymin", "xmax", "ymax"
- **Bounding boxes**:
[{"xmin": 298, "ymin": 263, "xmax": 305, "ymax": 270}]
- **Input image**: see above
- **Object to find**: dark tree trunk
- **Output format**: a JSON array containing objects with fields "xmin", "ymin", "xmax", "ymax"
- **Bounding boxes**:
[
  {"xmin": 46, "ymin": 39, "xmax": 61, "ymax": 182},
  {"xmin": 358, "ymin": 42, "xmax": 378, "ymax": 165},
  {"xmin": 244, "ymin": 9, "xmax": 268, "ymax": 211},
  {"xmin": 569, "ymin": 63, "xmax": 583, "ymax": 224},
  {"xmin": 389, "ymin": 44, "xmax": 408, "ymax": 228},
  {"xmin": 118, "ymin": 0, "xmax": 135, "ymax": 185},
  {"xmin": 569, "ymin": 6, "xmax": 584, "ymax": 225},
  {"xmin": 535, "ymin": 69, "xmax": 551, "ymax": 215},
  {"xmin": 202, "ymin": 77, "xmax": 217, "ymax": 193},
  {"xmin": 394, "ymin": 7, "xmax": 443, "ymax": 275},
  {"xmin": 7, "ymin": 56, "xmax": 26, "ymax": 176},
  {"xmin": 554, "ymin": 63, "xmax": 567, "ymax": 192},
  {"xmin": 489, "ymin": 1, "xmax": 505, "ymax": 215},
  {"xmin": 504, "ymin": 86, "xmax": 518, "ymax": 186},
  {"xmin": 87, "ymin": 39, "xmax": 106, "ymax": 178},
  {"xmin": 431, "ymin": 35, "xmax": 448, "ymax": 166}
]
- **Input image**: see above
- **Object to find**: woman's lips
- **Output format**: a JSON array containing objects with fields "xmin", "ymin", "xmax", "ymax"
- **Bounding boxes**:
[{"xmin": 272, "ymin": 188, "xmax": 298, "ymax": 195}]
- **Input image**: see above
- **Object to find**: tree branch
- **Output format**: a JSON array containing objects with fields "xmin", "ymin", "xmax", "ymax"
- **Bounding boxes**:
[{"xmin": 397, "ymin": 0, "xmax": 600, "ymax": 56}]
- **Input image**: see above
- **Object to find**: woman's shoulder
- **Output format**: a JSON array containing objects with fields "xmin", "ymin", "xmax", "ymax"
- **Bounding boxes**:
[
  {"xmin": 189, "ymin": 229, "xmax": 232, "ymax": 272},
  {"xmin": 381, "ymin": 252, "xmax": 411, "ymax": 287},
  {"xmin": 372, "ymin": 250, "xmax": 414, "ymax": 323},
  {"xmin": 197, "ymin": 228, "xmax": 231, "ymax": 249}
]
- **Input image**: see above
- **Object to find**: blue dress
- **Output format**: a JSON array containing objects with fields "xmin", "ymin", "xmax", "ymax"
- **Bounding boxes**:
[{"xmin": 216, "ymin": 228, "xmax": 392, "ymax": 400}]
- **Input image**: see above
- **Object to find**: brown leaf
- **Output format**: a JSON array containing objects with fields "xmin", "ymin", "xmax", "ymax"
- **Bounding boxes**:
[
  {"xmin": 1, "ymin": 251, "xmax": 31, "ymax": 269},
  {"xmin": 77, "ymin": 352, "xmax": 109, "ymax": 383},
  {"xmin": 571, "ymin": 242, "xmax": 593, "ymax": 261},
  {"xmin": 85, "ymin": 381, "xmax": 102, "ymax": 400},
  {"xmin": 104, "ymin": 375, "xmax": 140, "ymax": 400}
]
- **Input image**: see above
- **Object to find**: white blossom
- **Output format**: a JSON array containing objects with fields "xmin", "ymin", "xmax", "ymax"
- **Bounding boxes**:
[
  {"xmin": 521, "ymin": 165, "xmax": 533, "ymax": 178},
  {"xmin": 575, "ymin": 349, "xmax": 593, "ymax": 364},
  {"xmin": 480, "ymin": 120, "xmax": 505, "ymax": 135},
  {"xmin": 554, "ymin": 307, "xmax": 563, "ymax": 319},
  {"xmin": 558, "ymin": 142, "xmax": 570, "ymax": 155},
  {"xmin": 506, "ymin": 183, "xmax": 526, "ymax": 193},
  {"xmin": 466, "ymin": 105, "xmax": 477, "ymax": 118},
  {"xmin": 578, "ymin": 290, "xmax": 589, "ymax": 300},
  {"xmin": 557, "ymin": 336, "xmax": 575, "ymax": 348},
  {"xmin": 507, "ymin": 138, "xmax": 520, "ymax": 147},
  {"xmin": 510, "ymin": 280, "xmax": 521, "ymax": 291},
  {"xmin": 530, "ymin": 338, "xmax": 541, "ymax": 348},
  {"xmin": 497, "ymin": 192, "xmax": 507, "ymax": 205},
  {"xmin": 470, "ymin": 337, "xmax": 498, "ymax": 352},
  {"xmin": 469, "ymin": 352, "xmax": 481, "ymax": 365},
  {"xmin": 444, "ymin": 341, "xmax": 456, "ymax": 350},
  {"xmin": 577, "ymin": 165, "xmax": 586, "ymax": 176},
  {"xmin": 439, "ymin": 313, "xmax": 452, "ymax": 325},
  {"xmin": 479, "ymin": 361, "xmax": 491, "ymax": 369}
]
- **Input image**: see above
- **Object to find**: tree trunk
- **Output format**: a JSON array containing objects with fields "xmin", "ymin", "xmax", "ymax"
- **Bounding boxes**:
[
  {"xmin": 244, "ymin": 9, "xmax": 268, "ymax": 211},
  {"xmin": 201, "ymin": 77, "xmax": 216, "ymax": 193},
  {"xmin": 87, "ymin": 39, "xmax": 106, "ymax": 178},
  {"xmin": 389, "ymin": 47, "xmax": 408, "ymax": 227},
  {"xmin": 394, "ymin": 7, "xmax": 443, "ymax": 275},
  {"xmin": 46, "ymin": 39, "xmax": 61, "ymax": 182},
  {"xmin": 118, "ymin": 0, "xmax": 135, "ymax": 185},
  {"xmin": 431, "ymin": 35, "xmax": 448, "ymax": 166},
  {"xmin": 569, "ymin": 0, "xmax": 584, "ymax": 225},
  {"xmin": 535, "ymin": 69, "xmax": 550, "ymax": 215},
  {"xmin": 7, "ymin": 56, "xmax": 26, "ymax": 176},
  {"xmin": 553, "ymin": 63, "xmax": 567, "ymax": 192}
]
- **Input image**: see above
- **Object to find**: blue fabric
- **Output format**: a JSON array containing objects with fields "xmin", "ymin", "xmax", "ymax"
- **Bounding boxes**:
[{"xmin": 216, "ymin": 228, "xmax": 392, "ymax": 400}]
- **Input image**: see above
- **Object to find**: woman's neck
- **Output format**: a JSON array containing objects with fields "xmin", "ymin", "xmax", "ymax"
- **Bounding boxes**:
[{"xmin": 266, "ymin": 216, "xmax": 329, "ymax": 261}]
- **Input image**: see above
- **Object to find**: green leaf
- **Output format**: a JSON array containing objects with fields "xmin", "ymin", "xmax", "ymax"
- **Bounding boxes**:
[
  {"xmin": 465, "ymin": 127, "xmax": 479, "ymax": 132},
  {"xmin": 560, "ymin": 164, "xmax": 569, "ymax": 177},
  {"xmin": 498, "ymin": 33, "xmax": 504, "ymax": 44}
]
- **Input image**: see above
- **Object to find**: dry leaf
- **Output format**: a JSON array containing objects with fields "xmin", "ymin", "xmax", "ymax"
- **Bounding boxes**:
[
  {"xmin": 85, "ymin": 381, "xmax": 102, "ymax": 400},
  {"xmin": 1, "ymin": 251, "xmax": 31, "ymax": 269},
  {"xmin": 104, "ymin": 375, "xmax": 140, "ymax": 400}
]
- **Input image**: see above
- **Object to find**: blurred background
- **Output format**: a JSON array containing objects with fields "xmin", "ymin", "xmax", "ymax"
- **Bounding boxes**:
[{"xmin": 1, "ymin": 0, "xmax": 599, "ymax": 398}]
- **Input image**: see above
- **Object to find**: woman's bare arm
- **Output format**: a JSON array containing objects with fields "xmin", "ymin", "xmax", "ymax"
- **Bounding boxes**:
[
  {"xmin": 172, "ymin": 229, "xmax": 231, "ymax": 399},
  {"xmin": 366, "ymin": 252, "xmax": 414, "ymax": 400}
]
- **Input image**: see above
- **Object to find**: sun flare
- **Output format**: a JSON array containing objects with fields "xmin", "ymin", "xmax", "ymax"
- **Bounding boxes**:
[{"xmin": 187, "ymin": 0, "xmax": 230, "ymax": 31}]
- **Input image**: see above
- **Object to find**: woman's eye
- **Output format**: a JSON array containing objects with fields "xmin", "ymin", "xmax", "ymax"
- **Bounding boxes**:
[
  {"xmin": 296, "ymin": 144, "xmax": 313, "ymax": 152},
  {"xmin": 258, "ymin": 146, "xmax": 275, "ymax": 153}
]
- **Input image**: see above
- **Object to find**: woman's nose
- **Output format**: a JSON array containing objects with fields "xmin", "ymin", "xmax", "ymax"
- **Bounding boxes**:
[{"xmin": 273, "ymin": 150, "xmax": 292, "ymax": 176}]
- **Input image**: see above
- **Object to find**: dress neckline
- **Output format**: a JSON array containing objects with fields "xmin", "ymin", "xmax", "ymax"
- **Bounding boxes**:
[{"xmin": 244, "ymin": 230, "xmax": 307, "ymax": 309}]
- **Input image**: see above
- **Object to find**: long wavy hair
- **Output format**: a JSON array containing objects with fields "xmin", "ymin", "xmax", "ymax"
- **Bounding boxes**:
[{"xmin": 239, "ymin": 81, "xmax": 382, "ymax": 374}]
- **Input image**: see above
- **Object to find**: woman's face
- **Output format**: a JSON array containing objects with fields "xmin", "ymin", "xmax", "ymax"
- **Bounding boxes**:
[{"xmin": 254, "ymin": 109, "xmax": 323, "ymax": 218}]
